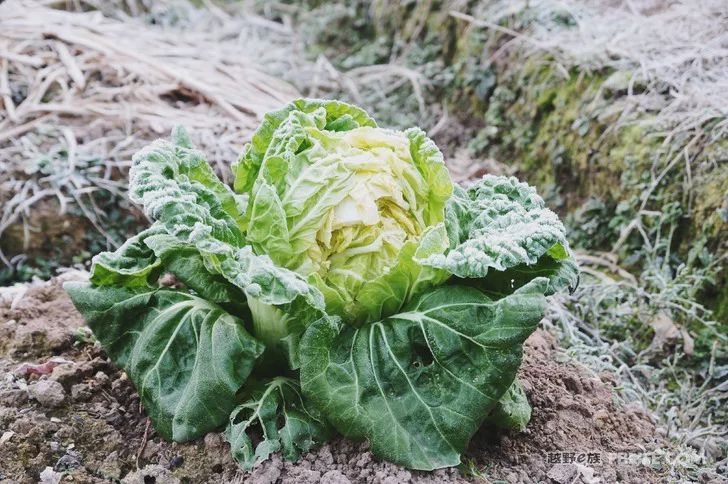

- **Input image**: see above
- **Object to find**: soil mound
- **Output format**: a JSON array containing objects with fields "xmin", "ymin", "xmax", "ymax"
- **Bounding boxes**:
[{"xmin": 0, "ymin": 277, "xmax": 659, "ymax": 483}]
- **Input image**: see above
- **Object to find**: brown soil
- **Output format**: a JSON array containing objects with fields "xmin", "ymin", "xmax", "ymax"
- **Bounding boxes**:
[{"xmin": 0, "ymin": 276, "xmax": 660, "ymax": 483}]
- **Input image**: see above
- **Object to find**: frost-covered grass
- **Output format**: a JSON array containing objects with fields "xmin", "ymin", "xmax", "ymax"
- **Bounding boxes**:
[
  {"xmin": 474, "ymin": 0, "xmax": 728, "ymax": 255},
  {"xmin": 503, "ymin": 3, "xmax": 728, "ymax": 476},
  {"xmin": 472, "ymin": 4, "xmax": 728, "ymax": 476},
  {"xmin": 546, "ymin": 236, "xmax": 727, "ymax": 480},
  {"xmin": 517, "ymin": 0, "xmax": 728, "ymax": 139}
]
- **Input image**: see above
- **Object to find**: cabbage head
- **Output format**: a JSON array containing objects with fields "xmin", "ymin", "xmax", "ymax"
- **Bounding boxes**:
[
  {"xmin": 236, "ymin": 99, "xmax": 453, "ymax": 323},
  {"xmin": 65, "ymin": 99, "xmax": 578, "ymax": 472}
]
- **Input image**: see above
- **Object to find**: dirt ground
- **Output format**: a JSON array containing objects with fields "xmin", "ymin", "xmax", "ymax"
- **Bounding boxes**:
[{"xmin": 0, "ymin": 275, "xmax": 660, "ymax": 483}]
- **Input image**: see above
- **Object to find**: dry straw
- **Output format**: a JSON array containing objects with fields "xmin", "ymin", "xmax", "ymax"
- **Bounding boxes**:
[{"xmin": 0, "ymin": 0, "xmax": 302, "ymax": 265}]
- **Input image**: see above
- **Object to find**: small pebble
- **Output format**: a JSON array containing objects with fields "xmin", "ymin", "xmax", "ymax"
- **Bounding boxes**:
[
  {"xmin": 0, "ymin": 431, "xmax": 14, "ymax": 445},
  {"xmin": 27, "ymin": 380, "xmax": 66, "ymax": 408},
  {"xmin": 95, "ymin": 371, "xmax": 110, "ymax": 386},
  {"xmin": 169, "ymin": 455, "xmax": 184, "ymax": 469},
  {"xmin": 54, "ymin": 451, "xmax": 82, "ymax": 471}
]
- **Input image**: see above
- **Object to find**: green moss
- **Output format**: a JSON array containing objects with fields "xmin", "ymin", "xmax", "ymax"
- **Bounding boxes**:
[
  {"xmin": 690, "ymin": 152, "xmax": 728, "ymax": 240},
  {"xmin": 487, "ymin": 63, "xmax": 639, "ymax": 212},
  {"xmin": 715, "ymin": 283, "xmax": 728, "ymax": 322}
]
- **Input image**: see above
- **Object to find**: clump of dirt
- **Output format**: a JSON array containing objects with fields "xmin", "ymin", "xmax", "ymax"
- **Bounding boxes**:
[
  {"xmin": 0, "ymin": 272, "xmax": 87, "ymax": 358},
  {"xmin": 470, "ymin": 331, "xmax": 659, "ymax": 483},
  {"xmin": 0, "ymin": 277, "xmax": 660, "ymax": 483}
]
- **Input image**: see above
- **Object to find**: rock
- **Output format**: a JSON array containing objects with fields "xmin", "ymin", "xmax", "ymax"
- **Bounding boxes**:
[
  {"xmin": 249, "ymin": 455, "xmax": 282, "ymax": 484},
  {"xmin": 0, "ymin": 388, "xmax": 28, "ymax": 406},
  {"xmin": 39, "ymin": 466, "xmax": 63, "ymax": 484},
  {"xmin": 54, "ymin": 451, "xmax": 82, "ymax": 471},
  {"xmin": 51, "ymin": 360, "xmax": 96, "ymax": 387},
  {"xmin": 94, "ymin": 371, "xmax": 110, "ymax": 386},
  {"xmin": 70, "ymin": 383, "xmax": 92, "ymax": 402},
  {"xmin": 98, "ymin": 451, "xmax": 122, "ymax": 480},
  {"xmin": 111, "ymin": 373, "xmax": 129, "ymax": 394},
  {"xmin": 547, "ymin": 463, "xmax": 579, "ymax": 483},
  {"xmin": 354, "ymin": 452, "xmax": 372, "ymax": 467},
  {"xmin": 203, "ymin": 432, "xmax": 225, "ymax": 449},
  {"xmin": 0, "ymin": 431, "xmax": 14, "ymax": 445},
  {"xmin": 321, "ymin": 470, "xmax": 351, "ymax": 484},
  {"xmin": 28, "ymin": 380, "xmax": 66, "ymax": 407},
  {"xmin": 286, "ymin": 468, "xmax": 321, "ymax": 484},
  {"xmin": 141, "ymin": 440, "xmax": 162, "ymax": 460},
  {"xmin": 547, "ymin": 463, "xmax": 597, "ymax": 484},
  {"xmin": 316, "ymin": 445, "xmax": 334, "ymax": 466},
  {"xmin": 505, "ymin": 472, "xmax": 520, "ymax": 483}
]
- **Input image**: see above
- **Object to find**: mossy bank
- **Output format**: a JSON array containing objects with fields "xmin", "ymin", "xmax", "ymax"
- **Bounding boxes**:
[{"xmin": 282, "ymin": 0, "xmax": 727, "ymax": 318}]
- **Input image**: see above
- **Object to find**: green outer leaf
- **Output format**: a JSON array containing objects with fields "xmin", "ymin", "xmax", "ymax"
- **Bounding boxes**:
[
  {"xmin": 127, "ymin": 127, "xmax": 324, "ymax": 311},
  {"xmin": 129, "ymin": 126, "xmax": 246, "ymax": 245},
  {"xmin": 90, "ymin": 224, "xmax": 165, "ymax": 287},
  {"xmin": 244, "ymin": 180, "xmax": 292, "ymax": 262},
  {"xmin": 142, "ymin": 233, "xmax": 246, "ymax": 303},
  {"xmin": 234, "ymin": 99, "xmax": 377, "ymax": 194},
  {"xmin": 225, "ymin": 377, "xmax": 332, "ymax": 469},
  {"xmin": 484, "ymin": 379, "xmax": 532, "ymax": 432},
  {"xmin": 468, "ymin": 256, "xmax": 580, "ymax": 299},
  {"xmin": 441, "ymin": 185, "xmax": 472, "ymax": 250},
  {"xmin": 420, "ymin": 175, "xmax": 578, "ymax": 294},
  {"xmin": 64, "ymin": 282, "xmax": 264, "ymax": 442},
  {"xmin": 224, "ymin": 246, "xmax": 325, "ymax": 310},
  {"xmin": 143, "ymin": 233, "xmax": 324, "ymax": 368},
  {"xmin": 405, "ymin": 127, "xmax": 453, "ymax": 226},
  {"xmin": 299, "ymin": 278, "xmax": 547, "ymax": 470}
]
